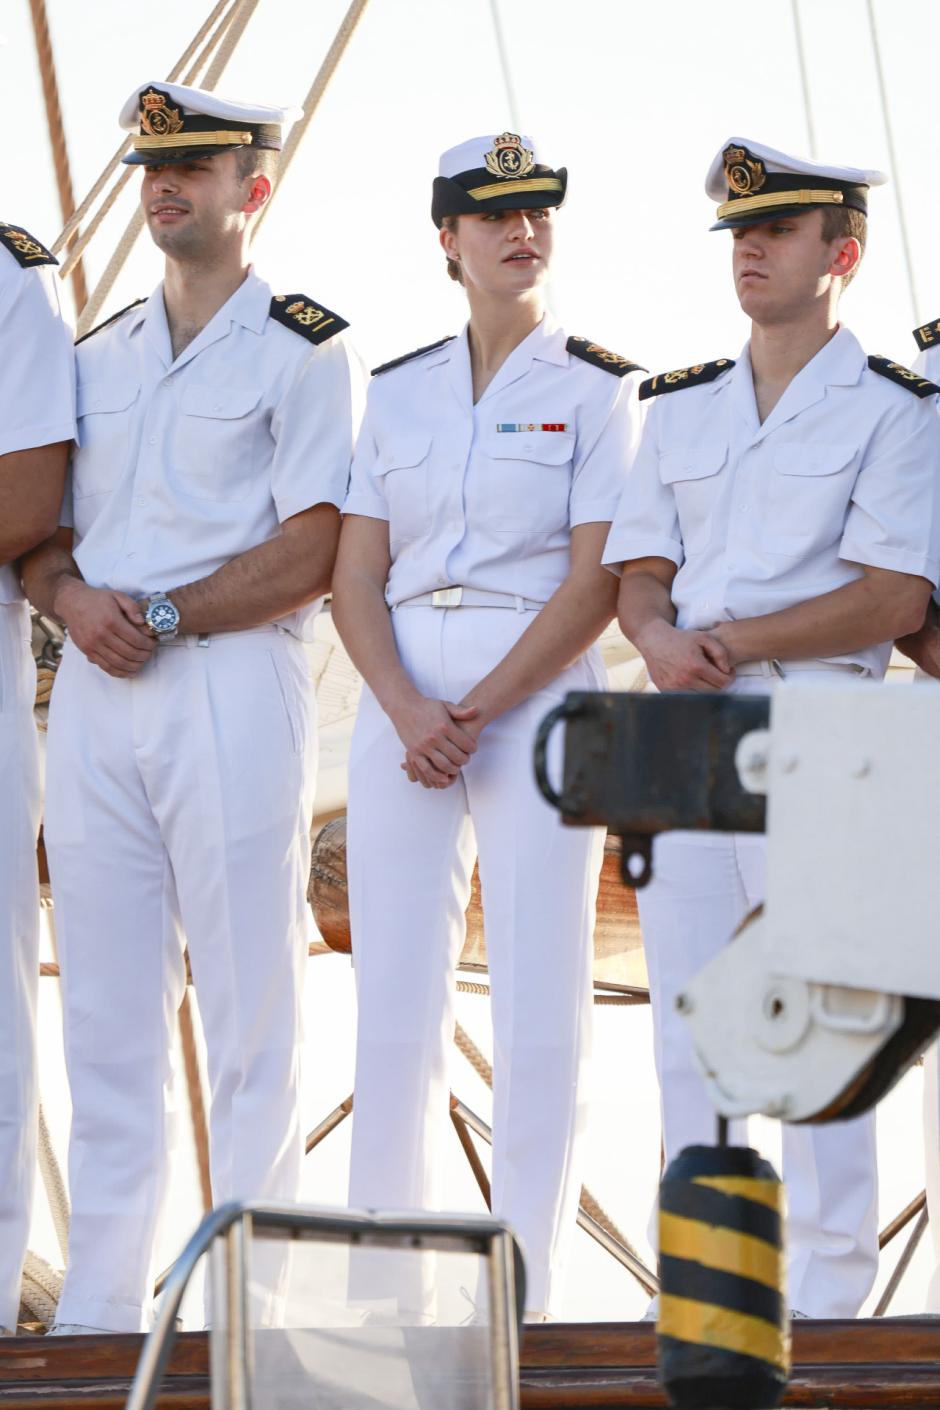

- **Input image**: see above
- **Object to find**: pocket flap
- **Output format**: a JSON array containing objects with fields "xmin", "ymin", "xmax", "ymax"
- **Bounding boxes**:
[
  {"xmin": 77, "ymin": 378, "xmax": 139, "ymax": 416},
  {"xmin": 374, "ymin": 435, "xmax": 433, "ymax": 474},
  {"xmin": 773, "ymin": 443, "xmax": 857, "ymax": 476},
  {"xmin": 660, "ymin": 443, "xmax": 727, "ymax": 484},
  {"xmin": 486, "ymin": 431, "xmax": 575, "ymax": 465},
  {"xmin": 181, "ymin": 383, "xmax": 262, "ymax": 420}
]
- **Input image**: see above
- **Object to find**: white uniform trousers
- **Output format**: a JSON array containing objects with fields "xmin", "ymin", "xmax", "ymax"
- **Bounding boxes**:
[
  {"xmin": 44, "ymin": 628, "xmax": 316, "ymax": 1331},
  {"xmin": 347, "ymin": 606, "xmax": 605, "ymax": 1319},
  {"xmin": 0, "ymin": 603, "xmax": 41, "ymax": 1331},
  {"xmin": 639, "ymin": 674, "xmax": 879, "ymax": 1319}
]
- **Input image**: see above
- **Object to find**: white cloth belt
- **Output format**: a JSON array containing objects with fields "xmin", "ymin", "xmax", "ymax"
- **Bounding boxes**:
[
  {"xmin": 734, "ymin": 658, "xmax": 868, "ymax": 678},
  {"xmin": 158, "ymin": 623, "xmax": 283, "ymax": 648},
  {"xmin": 393, "ymin": 587, "xmax": 544, "ymax": 612}
]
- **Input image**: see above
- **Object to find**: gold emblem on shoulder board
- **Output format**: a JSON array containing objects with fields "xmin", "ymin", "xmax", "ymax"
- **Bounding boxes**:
[
  {"xmin": 484, "ymin": 132, "xmax": 535, "ymax": 180},
  {"xmin": 723, "ymin": 145, "xmax": 766, "ymax": 196},
  {"xmin": 6, "ymin": 230, "xmax": 45, "ymax": 261},
  {"xmin": 139, "ymin": 88, "xmax": 184, "ymax": 138}
]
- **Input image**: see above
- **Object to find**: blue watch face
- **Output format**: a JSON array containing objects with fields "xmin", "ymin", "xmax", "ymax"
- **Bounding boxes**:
[{"xmin": 149, "ymin": 601, "xmax": 179, "ymax": 633}]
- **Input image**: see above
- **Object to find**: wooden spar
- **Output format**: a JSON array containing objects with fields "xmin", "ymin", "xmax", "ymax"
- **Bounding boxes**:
[{"xmin": 27, "ymin": 0, "xmax": 87, "ymax": 309}]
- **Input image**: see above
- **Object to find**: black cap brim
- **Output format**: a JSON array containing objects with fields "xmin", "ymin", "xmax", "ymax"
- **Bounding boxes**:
[
  {"xmin": 122, "ymin": 143, "xmax": 255, "ymax": 167},
  {"xmin": 431, "ymin": 168, "xmax": 567, "ymax": 227}
]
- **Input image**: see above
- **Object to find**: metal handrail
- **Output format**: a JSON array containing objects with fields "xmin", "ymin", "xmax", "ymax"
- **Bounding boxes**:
[{"xmin": 126, "ymin": 1199, "xmax": 524, "ymax": 1410}]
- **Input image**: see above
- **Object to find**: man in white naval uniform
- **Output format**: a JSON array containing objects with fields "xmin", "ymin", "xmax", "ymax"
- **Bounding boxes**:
[
  {"xmin": 21, "ymin": 83, "xmax": 356, "ymax": 1333},
  {"xmin": 0, "ymin": 224, "xmax": 75, "ymax": 1336},
  {"xmin": 896, "ymin": 317, "xmax": 940, "ymax": 1312},
  {"xmin": 604, "ymin": 139, "xmax": 940, "ymax": 1319}
]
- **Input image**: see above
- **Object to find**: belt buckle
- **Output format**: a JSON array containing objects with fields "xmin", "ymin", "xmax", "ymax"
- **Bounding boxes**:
[{"xmin": 431, "ymin": 586, "xmax": 463, "ymax": 608}]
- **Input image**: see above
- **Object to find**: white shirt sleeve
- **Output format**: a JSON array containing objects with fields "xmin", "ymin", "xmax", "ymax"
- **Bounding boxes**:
[
  {"xmin": 0, "ymin": 259, "xmax": 76, "ymax": 456},
  {"xmin": 840, "ymin": 398, "xmax": 940, "ymax": 586},
  {"xmin": 601, "ymin": 401, "xmax": 684, "ymax": 573},
  {"xmin": 569, "ymin": 370, "xmax": 645, "ymax": 528},
  {"xmin": 269, "ymin": 334, "xmax": 360, "ymax": 523},
  {"xmin": 342, "ymin": 395, "xmax": 390, "ymax": 521}
]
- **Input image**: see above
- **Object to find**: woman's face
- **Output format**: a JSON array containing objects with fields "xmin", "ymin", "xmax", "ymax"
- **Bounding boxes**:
[{"xmin": 441, "ymin": 207, "xmax": 554, "ymax": 296}]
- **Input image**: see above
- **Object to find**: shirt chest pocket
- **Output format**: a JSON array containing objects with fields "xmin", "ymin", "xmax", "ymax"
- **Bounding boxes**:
[
  {"xmin": 764, "ymin": 443, "xmax": 858, "ymax": 554},
  {"xmin": 371, "ymin": 434, "xmax": 432, "ymax": 542},
  {"xmin": 177, "ymin": 383, "xmax": 264, "ymax": 502},
  {"xmin": 73, "ymin": 378, "xmax": 140, "ymax": 498},
  {"xmin": 660, "ymin": 444, "xmax": 727, "ymax": 555},
  {"xmin": 477, "ymin": 432, "xmax": 575, "ymax": 532}
]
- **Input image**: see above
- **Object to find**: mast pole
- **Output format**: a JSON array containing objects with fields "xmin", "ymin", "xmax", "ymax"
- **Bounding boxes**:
[{"xmin": 865, "ymin": 0, "xmax": 920, "ymax": 324}]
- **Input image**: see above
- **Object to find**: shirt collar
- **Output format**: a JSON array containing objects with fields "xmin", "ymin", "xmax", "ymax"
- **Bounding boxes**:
[
  {"xmin": 423, "ymin": 312, "xmax": 567, "ymax": 370},
  {"xmin": 133, "ymin": 266, "xmax": 270, "ymax": 341}
]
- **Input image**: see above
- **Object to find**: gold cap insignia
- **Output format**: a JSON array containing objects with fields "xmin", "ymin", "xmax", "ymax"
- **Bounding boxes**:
[
  {"xmin": 724, "ymin": 145, "xmax": 766, "ymax": 197},
  {"xmin": 139, "ymin": 88, "xmax": 184, "ymax": 139},
  {"xmin": 484, "ymin": 132, "xmax": 535, "ymax": 180}
]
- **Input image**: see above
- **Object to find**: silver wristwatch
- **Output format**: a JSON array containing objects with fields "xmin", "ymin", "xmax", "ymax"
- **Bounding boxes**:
[{"xmin": 142, "ymin": 591, "xmax": 181, "ymax": 640}]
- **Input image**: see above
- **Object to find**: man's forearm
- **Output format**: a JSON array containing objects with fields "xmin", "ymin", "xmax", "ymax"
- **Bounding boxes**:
[
  {"xmin": 715, "ymin": 572, "xmax": 931, "ymax": 666},
  {"xmin": 20, "ymin": 536, "xmax": 83, "ymax": 619},
  {"xmin": 169, "ymin": 507, "xmax": 339, "ymax": 634}
]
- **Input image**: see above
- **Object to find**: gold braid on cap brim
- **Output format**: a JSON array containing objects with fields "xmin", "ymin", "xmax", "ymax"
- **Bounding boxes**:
[
  {"xmin": 717, "ymin": 188, "xmax": 845, "ymax": 220},
  {"xmin": 133, "ymin": 130, "xmax": 254, "ymax": 150},
  {"xmin": 464, "ymin": 176, "xmax": 563, "ymax": 201}
]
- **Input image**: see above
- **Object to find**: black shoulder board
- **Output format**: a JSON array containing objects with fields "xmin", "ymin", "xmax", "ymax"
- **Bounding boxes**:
[
  {"xmin": 913, "ymin": 319, "xmax": 940, "ymax": 353},
  {"xmin": 566, "ymin": 336, "xmax": 645, "ymax": 377},
  {"xmin": 0, "ymin": 222, "xmax": 57, "ymax": 268},
  {"xmin": 868, "ymin": 355, "xmax": 939, "ymax": 398},
  {"xmin": 75, "ymin": 298, "xmax": 147, "ymax": 346},
  {"xmin": 372, "ymin": 335, "xmax": 456, "ymax": 377},
  {"xmin": 269, "ymin": 295, "xmax": 348, "ymax": 345},
  {"xmin": 639, "ymin": 359, "xmax": 735, "ymax": 401}
]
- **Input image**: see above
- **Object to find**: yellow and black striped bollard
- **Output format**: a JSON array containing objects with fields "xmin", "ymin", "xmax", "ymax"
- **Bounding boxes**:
[{"xmin": 657, "ymin": 1144, "xmax": 789, "ymax": 1408}]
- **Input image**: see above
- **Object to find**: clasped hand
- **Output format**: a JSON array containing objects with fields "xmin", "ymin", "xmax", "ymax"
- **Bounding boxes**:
[
  {"xmin": 390, "ymin": 694, "xmax": 481, "ymax": 789},
  {"xmin": 638, "ymin": 620, "xmax": 735, "ymax": 692},
  {"xmin": 56, "ymin": 580, "xmax": 157, "ymax": 678}
]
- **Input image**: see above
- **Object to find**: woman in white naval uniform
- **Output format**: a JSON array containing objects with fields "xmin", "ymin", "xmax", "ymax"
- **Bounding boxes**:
[{"xmin": 333, "ymin": 133, "xmax": 644, "ymax": 1321}]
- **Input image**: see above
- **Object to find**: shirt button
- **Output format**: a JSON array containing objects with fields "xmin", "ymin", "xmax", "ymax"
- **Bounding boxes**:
[
  {"xmin": 148, "ymin": 436, "xmax": 157, "ymax": 445},
  {"xmin": 135, "ymin": 497, "xmax": 147, "ymax": 507},
  {"xmin": 126, "ymin": 552, "xmax": 136, "ymax": 559},
  {"xmin": 163, "ymin": 378, "xmax": 172, "ymax": 388},
  {"xmin": 437, "ymin": 575, "xmax": 447, "ymax": 586},
  {"xmin": 740, "ymin": 504, "xmax": 748, "ymax": 512}
]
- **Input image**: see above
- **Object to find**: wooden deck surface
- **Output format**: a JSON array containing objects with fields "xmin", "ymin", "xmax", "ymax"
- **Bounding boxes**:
[{"xmin": 1, "ymin": 1319, "xmax": 937, "ymax": 1408}]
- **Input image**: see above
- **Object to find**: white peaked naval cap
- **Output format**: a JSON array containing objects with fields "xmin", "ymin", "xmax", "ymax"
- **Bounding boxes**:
[
  {"xmin": 431, "ymin": 131, "xmax": 567, "ymax": 227},
  {"xmin": 119, "ymin": 81, "xmax": 302, "ymax": 166},
  {"xmin": 705, "ymin": 136, "xmax": 887, "ymax": 230}
]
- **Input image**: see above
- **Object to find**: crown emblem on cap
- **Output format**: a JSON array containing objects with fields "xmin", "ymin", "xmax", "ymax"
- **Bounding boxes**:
[
  {"xmin": 723, "ymin": 145, "xmax": 766, "ymax": 197},
  {"xmin": 484, "ymin": 132, "xmax": 535, "ymax": 180},
  {"xmin": 139, "ymin": 88, "xmax": 184, "ymax": 139}
]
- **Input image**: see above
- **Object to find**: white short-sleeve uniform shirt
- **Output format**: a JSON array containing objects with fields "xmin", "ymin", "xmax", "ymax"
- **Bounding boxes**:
[
  {"xmin": 0, "ymin": 240, "xmax": 76, "ymax": 604},
  {"xmin": 344, "ymin": 316, "xmax": 644, "ymax": 605},
  {"xmin": 65, "ymin": 268, "xmax": 359, "ymax": 638},
  {"xmin": 604, "ymin": 326, "xmax": 940, "ymax": 677}
]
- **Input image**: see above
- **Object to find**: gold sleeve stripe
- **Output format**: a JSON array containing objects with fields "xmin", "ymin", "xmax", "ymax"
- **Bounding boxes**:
[
  {"xmin": 465, "ymin": 176, "xmax": 563, "ymax": 201},
  {"xmin": 134, "ymin": 130, "xmax": 254, "ymax": 150},
  {"xmin": 716, "ymin": 188, "xmax": 845, "ymax": 220},
  {"xmin": 659, "ymin": 1292, "xmax": 789, "ymax": 1371},
  {"xmin": 659, "ymin": 1210, "xmax": 783, "ymax": 1291},
  {"xmin": 692, "ymin": 1175, "xmax": 785, "ymax": 1212}
]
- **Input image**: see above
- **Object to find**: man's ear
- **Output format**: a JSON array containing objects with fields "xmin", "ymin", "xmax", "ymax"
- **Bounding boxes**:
[
  {"xmin": 830, "ymin": 235, "xmax": 861, "ymax": 281},
  {"xmin": 243, "ymin": 174, "xmax": 272, "ymax": 215}
]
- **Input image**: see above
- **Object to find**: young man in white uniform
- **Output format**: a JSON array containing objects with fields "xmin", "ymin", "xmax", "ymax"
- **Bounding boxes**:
[
  {"xmin": 0, "ymin": 224, "xmax": 75, "ymax": 1336},
  {"xmin": 22, "ymin": 83, "xmax": 357, "ymax": 1333},
  {"xmin": 604, "ymin": 139, "xmax": 940, "ymax": 1319}
]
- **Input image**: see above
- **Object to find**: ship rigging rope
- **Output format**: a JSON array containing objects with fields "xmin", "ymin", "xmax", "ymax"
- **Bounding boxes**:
[
  {"xmin": 54, "ymin": 0, "xmax": 236, "ymax": 273},
  {"xmin": 252, "ymin": 0, "xmax": 372, "ymax": 239},
  {"xmin": 19, "ymin": 1252, "xmax": 62, "ymax": 1329},
  {"xmin": 37, "ymin": 1105, "xmax": 69, "ymax": 1264},
  {"xmin": 28, "ymin": 0, "xmax": 87, "ymax": 309}
]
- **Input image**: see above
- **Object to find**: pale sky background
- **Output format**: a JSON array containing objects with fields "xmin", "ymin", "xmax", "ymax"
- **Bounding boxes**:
[{"xmin": 11, "ymin": 0, "xmax": 940, "ymax": 1328}]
